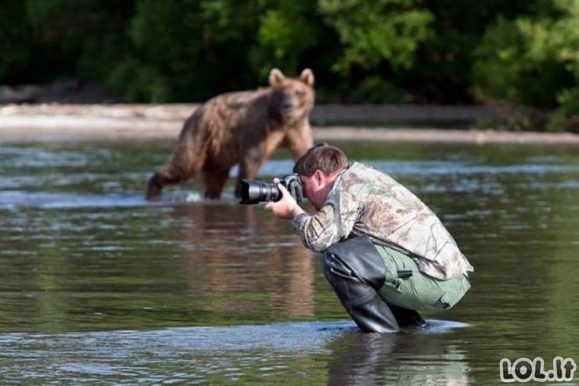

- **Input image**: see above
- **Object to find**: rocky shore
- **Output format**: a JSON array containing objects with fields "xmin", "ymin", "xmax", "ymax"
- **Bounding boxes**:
[{"xmin": 1, "ymin": 103, "xmax": 578, "ymax": 144}]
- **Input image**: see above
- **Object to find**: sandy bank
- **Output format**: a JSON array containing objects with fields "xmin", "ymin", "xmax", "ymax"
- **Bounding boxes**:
[{"xmin": 1, "ymin": 103, "xmax": 578, "ymax": 144}]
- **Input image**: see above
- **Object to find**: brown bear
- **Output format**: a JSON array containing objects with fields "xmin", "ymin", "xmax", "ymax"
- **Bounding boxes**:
[{"xmin": 146, "ymin": 68, "xmax": 315, "ymax": 200}]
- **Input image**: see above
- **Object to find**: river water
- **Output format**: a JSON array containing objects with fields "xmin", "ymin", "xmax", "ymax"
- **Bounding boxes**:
[{"xmin": 0, "ymin": 139, "xmax": 578, "ymax": 385}]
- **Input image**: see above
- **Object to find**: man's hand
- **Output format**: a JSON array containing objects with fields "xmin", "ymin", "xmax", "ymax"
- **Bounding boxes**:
[{"xmin": 264, "ymin": 180, "xmax": 305, "ymax": 220}]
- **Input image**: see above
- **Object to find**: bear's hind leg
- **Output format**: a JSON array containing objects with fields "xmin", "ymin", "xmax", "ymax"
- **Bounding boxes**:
[
  {"xmin": 146, "ymin": 162, "xmax": 201, "ymax": 200},
  {"xmin": 146, "ymin": 140, "xmax": 208, "ymax": 200},
  {"xmin": 146, "ymin": 173, "xmax": 164, "ymax": 200},
  {"xmin": 147, "ymin": 165, "xmax": 181, "ymax": 200}
]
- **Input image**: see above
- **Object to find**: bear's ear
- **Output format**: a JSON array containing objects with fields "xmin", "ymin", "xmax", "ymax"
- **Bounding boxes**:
[
  {"xmin": 300, "ymin": 68, "xmax": 315, "ymax": 87},
  {"xmin": 269, "ymin": 68, "xmax": 285, "ymax": 86},
  {"xmin": 300, "ymin": 69, "xmax": 315, "ymax": 87}
]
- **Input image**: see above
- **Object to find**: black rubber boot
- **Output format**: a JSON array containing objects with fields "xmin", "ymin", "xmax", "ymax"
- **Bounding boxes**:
[
  {"xmin": 387, "ymin": 303, "xmax": 427, "ymax": 330},
  {"xmin": 322, "ymin": 237, "xmax": 400, "ymax": 333}
]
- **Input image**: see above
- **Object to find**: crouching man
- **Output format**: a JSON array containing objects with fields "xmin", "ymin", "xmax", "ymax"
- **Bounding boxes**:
[{"xmin": 265, "ymin": 143, "xmax": 473, "ymax": 333}]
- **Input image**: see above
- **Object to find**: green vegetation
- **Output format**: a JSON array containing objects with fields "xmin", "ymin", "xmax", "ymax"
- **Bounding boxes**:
[{"xmin": 2, "ymin": 0, "xmax": 579, "ymax": 131}]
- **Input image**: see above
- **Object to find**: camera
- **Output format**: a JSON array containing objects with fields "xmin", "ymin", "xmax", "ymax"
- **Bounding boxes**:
[{"xmin": 239, "ymin": 174, "xmax": 304, "ymax": 205}]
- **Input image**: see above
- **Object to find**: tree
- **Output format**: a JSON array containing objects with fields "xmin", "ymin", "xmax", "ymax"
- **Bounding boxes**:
[{"xmin": 472, "ymin": 0, "xmax": 579, "ymax": 130}]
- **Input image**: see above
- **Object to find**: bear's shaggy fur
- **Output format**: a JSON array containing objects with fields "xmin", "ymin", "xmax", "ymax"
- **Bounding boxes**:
[{"xmin": 147, "ymin": 68, "xmax": 315, "ymax": 200}]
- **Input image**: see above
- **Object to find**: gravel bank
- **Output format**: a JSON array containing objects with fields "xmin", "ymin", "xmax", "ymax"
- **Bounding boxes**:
[{"xmin": 1, "ymin": 103, "xmax": 577, "ymax": 144}]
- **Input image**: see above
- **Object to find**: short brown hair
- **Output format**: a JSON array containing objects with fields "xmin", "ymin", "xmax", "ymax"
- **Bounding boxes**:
[{"xmin": 293, "ymin": 143, "xmax": 349, "ymax": 176}]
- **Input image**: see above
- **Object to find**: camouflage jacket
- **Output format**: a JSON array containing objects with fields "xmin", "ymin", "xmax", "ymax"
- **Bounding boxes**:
[{"xmin": 293, "ymin": 162, "xmax": 473, "ymax": 280}]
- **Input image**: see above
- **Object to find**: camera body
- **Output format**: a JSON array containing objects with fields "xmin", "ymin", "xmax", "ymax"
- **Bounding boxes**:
[{"xmin": 239, "ymin": 174, "xmax": 304, "ymax": 205}]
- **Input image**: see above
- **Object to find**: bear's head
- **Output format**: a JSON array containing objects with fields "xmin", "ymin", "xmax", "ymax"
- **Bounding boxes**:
[{"xmin": 267, "ymin": 68, "xmax": 315, "ymax": 123}]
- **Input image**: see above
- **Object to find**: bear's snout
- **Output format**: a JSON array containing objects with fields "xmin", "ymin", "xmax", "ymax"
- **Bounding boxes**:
[{"xmin": 281, "ymin": 99, "xmax": 294, "ymax": 115}]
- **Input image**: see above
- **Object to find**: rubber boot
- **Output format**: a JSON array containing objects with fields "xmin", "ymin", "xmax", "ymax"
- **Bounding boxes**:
[
  {"xmin": 323, "ymin": 249, "xmax": 400, "ymax": 333},
  {"xmin": 387, "ymin": 303, "xmax": 427, "ymax": 330}
]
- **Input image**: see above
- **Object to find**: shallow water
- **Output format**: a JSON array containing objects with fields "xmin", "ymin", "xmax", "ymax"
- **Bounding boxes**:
[{"xmin": 1, "ymin": 140, "xmax": 578, "ymax": 385}]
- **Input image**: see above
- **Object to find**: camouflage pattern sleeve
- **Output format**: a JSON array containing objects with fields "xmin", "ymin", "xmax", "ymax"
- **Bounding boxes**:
[
  {"xmin": 292, "ymin": 206, "xmax": 342, "ymax": 252},
  {"xmin": 292, "ymin": 191, "xmax": 359, "ymax": 251}
]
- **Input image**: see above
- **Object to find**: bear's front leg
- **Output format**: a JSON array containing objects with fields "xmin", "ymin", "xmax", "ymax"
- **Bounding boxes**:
[
  {"xmin": 203, "ymin": 167, "xmax": 231, "ymax": 199},
  {"xmin": 285, "ymin": 124, "xmax": 313, "ymax": 160},
  {"xmin": 236, "ymin": 157, "xmax": 265, "ymax": 198}
]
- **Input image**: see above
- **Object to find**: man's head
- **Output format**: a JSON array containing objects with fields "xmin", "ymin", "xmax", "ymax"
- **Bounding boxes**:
[{"xmin": 293, "ymin": 143, "xmax": 348, "ymax": 209}]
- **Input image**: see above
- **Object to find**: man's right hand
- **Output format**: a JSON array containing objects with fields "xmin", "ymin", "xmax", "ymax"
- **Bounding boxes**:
[{"xmin": 264, "ymin": 181, "xmax": 305, "ymax": 220}]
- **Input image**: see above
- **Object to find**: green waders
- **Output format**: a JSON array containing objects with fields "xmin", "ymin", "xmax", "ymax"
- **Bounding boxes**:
[
  {"xmin": 375, "ymin": 244, "xmax": 471, "ymax": 312},
  {"xmin": 322, "ymin": 236, "xmax": 470, "ymax": 333}
]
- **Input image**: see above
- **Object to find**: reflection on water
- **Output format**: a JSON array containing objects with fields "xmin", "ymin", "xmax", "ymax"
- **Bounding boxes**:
[
  {"xmin": 0, "ymin": 191, "xmax": 144, "ymax": 210},
  {"xmin": 1, "ymin": 140, "xmax": 578, "ymax": 384},
  {"xmin": 0, "ymin": 320, "xmax": 469, "ymax": 385}
]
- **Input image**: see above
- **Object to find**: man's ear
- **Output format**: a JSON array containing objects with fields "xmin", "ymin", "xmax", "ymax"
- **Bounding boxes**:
[{"xmin": 314, "ymin": 170, "xmax": 324, "ymax": 185}]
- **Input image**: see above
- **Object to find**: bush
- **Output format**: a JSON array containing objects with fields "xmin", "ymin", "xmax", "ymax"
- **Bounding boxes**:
[
  {"xmin": 472, "ymin": 16, "xmax": 574, "ymax": 107},
  {"xmin": 547, "ymin": 87, "xmax": 579, "ymax": 132}
]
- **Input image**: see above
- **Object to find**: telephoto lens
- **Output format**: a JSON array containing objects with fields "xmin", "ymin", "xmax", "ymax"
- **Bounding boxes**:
[
  {"xmin": 239, "ymin": 174, "xmax": 303, "ymax": 205},
  {"xmin": 238, "ymin": 180, "xmax": 281, "ymax": 205}
]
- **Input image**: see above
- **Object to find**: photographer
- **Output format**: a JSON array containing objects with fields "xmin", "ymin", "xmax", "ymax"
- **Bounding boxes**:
[{"xmin": 264, "ymin": 143, "xmax": 473, "ymax": 333}]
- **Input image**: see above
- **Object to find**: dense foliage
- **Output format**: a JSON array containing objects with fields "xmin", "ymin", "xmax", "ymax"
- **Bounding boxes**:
[{"xmin": 2, "ymin": 0, "xmax": 579, "ymax": 131}]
